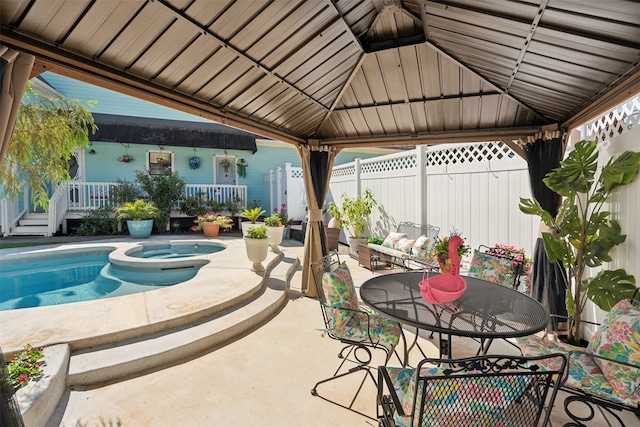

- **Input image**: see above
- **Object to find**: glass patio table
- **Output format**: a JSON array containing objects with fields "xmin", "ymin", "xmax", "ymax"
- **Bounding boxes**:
[{"xmin": 359, "ymin": 272, "xmax": 548, "ymax": 364}]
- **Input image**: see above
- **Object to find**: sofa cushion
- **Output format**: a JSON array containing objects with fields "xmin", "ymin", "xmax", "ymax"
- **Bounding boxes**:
[
  {"xmin": 395, "ymin": 237, "xmax": 416, "ymax": 254},
  {"xmin": 587, "ymin": 299, "xmax": 640, "ymax": 400},
  {"xmin": 383, "ymin": 232, "xmax": 407, "ymax": 249},
  {"xmin": 412, "ymin": 235, "xmax": 433, "ymax": 261}
]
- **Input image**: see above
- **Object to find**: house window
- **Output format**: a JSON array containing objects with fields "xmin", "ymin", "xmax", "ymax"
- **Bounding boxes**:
[{"xmin": 147, "ymin": 151, "xmax": 173, "ymax": 174}]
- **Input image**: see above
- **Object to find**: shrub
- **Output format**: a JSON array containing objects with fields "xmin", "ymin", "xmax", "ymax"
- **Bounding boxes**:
[{"xmin": 7, "ymin": 344, "xmax": 45, "ymax": 391}]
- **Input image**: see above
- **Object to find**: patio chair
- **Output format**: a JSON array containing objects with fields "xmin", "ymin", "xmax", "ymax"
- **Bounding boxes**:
[
  {"xmin": 467, "ymin": 245, "xmax": 525, "ymax": 291},
  {"xmin": 378, "ymin": 353, "xmax": 567, "ymax": 427},
  {"xmin": 517, "ymin": 288, "xmax": 640, "ymax": 426},
  {"xmin": 310, "ymin": 252, "xmax": 404, "ymax": 417}
]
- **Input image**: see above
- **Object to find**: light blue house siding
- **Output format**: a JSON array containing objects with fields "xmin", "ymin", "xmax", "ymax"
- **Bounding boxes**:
[{"xmin": 43, "ymin": 73, "xmax": 388, "ymax": 208}]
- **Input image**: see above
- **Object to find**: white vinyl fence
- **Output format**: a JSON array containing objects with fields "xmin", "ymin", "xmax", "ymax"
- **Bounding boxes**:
[{"xmin": 328, "ymin": 143, "xmax": 538, "ymax": 264}]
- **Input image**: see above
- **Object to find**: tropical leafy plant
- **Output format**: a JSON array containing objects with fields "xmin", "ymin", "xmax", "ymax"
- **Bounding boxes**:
[
  {"xmin": 327, "ymin": 189, "xmax": 377, "ymax": 238},
  {"xmin": 519, "ymin": 140, "xmax": 639, "ymax": 343},
  {"xmin": 109, "ymin": 178, "xmax": 140, "ymax": 207},
  {"xmin": 245, "ymin": 225, "xmax": 268, "ymax": 239},
  {"xmin": 0, "ymin": 83, "xmax": 97, "ymax": 211},
  {"xmin": 7, "ymin": 344, "xmax": 45, "ymax": 391},
  {"xmin": 241, "ymin": 206, "xmax": 265, "ymax": 223},
  {"xmin": 75, "ymin": 206, "xmax": 119, "ymax": 236},
  {"xmin": 135, "ymin": 169, "xmax": 185, "ymax": 232},
  {"xmin": 115, "ymin": 199, "xmax": 160, "ymax": 221}
]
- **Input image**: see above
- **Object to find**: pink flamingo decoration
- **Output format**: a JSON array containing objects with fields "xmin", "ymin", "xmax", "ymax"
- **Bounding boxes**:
[{"xmin": 420, "ymin": 235, "xmax": 466, "ymax": 304}]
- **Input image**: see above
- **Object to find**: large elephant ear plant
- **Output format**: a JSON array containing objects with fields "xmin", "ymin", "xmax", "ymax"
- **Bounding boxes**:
[{"xmin": 520, "ymin": 140, "xmax": 640, "ymax": 344}]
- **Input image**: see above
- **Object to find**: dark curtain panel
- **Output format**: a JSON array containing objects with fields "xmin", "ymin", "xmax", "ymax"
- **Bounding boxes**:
[
  {"xmin": 309, "ymin": 150, "xmax": 330, "ymax": 254},
  {"xmin": 526, "ymin": 137, "xmax": 567, "ymax": 330},
  {"xmin": 1, "ymin": 347, "xmax": 24, "ymax": 427}
]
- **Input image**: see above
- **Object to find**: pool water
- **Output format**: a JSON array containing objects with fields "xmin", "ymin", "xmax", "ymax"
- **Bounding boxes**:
[{"xmin": 0, "ymin": 243, "xmax": 222, "ymax": 311}]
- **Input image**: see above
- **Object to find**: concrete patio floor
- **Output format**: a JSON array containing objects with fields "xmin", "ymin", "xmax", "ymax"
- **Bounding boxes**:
[{"xmin": 2, "ymin": 235, "xmax": 637, "ymax": 426}]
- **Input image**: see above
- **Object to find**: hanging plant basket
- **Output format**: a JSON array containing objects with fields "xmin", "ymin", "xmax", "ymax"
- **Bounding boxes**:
[
  {"xmin": 189, "ymin": 156, "xmax": 201, "ymax": 169},
  {"xmin": 118, "ymin": 154, "xmax": 133, "ymax": 163}
]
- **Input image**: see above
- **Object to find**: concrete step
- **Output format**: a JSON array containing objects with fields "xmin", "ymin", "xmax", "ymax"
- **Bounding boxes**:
[
  {"xmin": 18, "ymin": 219, "xmax": 48, "ymax": 226},
  {"xmin": 11, "ymin": 225, "xmax": 49, "ymax": 236},
  {"xmin": 67, "ymin": 254, "xmax": 300, "ymax": 387}
]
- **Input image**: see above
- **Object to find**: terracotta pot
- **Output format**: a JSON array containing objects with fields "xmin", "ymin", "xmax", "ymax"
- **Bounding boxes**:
[{"xmin": 201, "ymin": 222, "xmax": 220, "ymax": 237}]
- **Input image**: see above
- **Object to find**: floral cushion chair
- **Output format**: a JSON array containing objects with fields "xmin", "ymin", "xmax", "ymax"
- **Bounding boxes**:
[
  {"xmin": 468, "ymin": 249, "xmax": 517, "ymax": 289},
  {"xmin": 311, "ymin": 254, "xmax": 402, "ymax": 410},
  {"xmin": 517, "ymin": 292, "xmax": 640, "ymax": 425},
  {"xmin": 378, "ymin": 354, "xmax": 566, "ymax": 427}
]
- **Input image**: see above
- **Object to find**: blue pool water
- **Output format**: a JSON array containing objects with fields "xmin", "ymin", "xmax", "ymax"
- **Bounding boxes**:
[{"xmin": 0, "ymin": 243, "xmax": 222, "ymax": 311}]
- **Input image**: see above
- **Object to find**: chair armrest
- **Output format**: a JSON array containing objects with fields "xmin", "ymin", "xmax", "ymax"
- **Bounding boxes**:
[
  {"xmin": 549, "ymin": 314, "xmax": 601, "ymax": 328},
  {"xmin": 378, "ymin": 366, "xmax": 408, "ymax": 417}
]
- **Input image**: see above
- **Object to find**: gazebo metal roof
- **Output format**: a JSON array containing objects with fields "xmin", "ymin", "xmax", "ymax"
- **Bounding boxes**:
[{"xmin": 1, "ymin": 0, "xmax": 639, "ymax": 151}]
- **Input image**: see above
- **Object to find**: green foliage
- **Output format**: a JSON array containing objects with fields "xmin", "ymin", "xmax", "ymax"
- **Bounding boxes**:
[
  {"xmin": 245, "ymin": 224, "xmax": 268, "ymax": 239},
  {"xmin": 179, "ymin": 194, "xmax": 210, "ymax": 216},
  {"xmin": 109, "ymin": 179, "xmax": 140, "ymax": 207},
  {"xmin": 366, "ymin": 236, "xmax": 384, "ymax": 245},
  {"xmin": 519, "ymin": 140, "xmax": 640, "ymax": 342},
  {"xmin": 0, "ymin": 84, "xmax": 97, "ymax": 211},
  {"xmin": 225, "ymin": 195, "xmax": 243, "ymax": 217},
  {"xmin": 74, "ymin": 206, "xmax": 119, "ymax": 236},
  {"xmin": 115, "ymin": 199, "xmax": 160, "ymax": 221},
  {"xmin": 241, "ymin": 206, "xmax": 265, "ymax": 223},
  {"xmin": 135, "ymin": 169, "xmax": 185, "ymax": 232},
  {"xmin": 328, "ymin": 189, "xmax": 377, "ymax": 238},
  {"xmin": 264, "ymin": 213, "xmax": 282, "ymax": 227},
  {"xmin": 7, "ymin": 344, "xmax": 45, "ymax": 391}
]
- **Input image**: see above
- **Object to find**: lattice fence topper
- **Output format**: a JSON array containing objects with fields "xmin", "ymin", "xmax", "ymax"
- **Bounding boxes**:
[
  {"xmin": 426, "ymin": 141, "xmax": 516, "ymax": 167},
  {"xmin": 360, "ymin": 154, "xmax": 417, "ymax": 174},
  {"xmin": 332, "ymin": 163, "xmax": 356, "ymax": 178},
  {"xmin": 586, "ymin": 95, "xmax": 640, "ymax": 143},
  {"xmin": 290, "ymin": 168, "xmax": 304, "ymax": 179}
]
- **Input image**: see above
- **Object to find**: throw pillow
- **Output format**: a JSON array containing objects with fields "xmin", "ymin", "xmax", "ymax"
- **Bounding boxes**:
[
  {"xmin": 412, "ymin": 235, "xmax": 433, "ymax": 261},
  {"xmin": 395, "ymin": 237, "xmax": 416, "ymax": 254},
  {"xmin": 382, "ymin": 232, "xmax": 407, "ymax": 249},
  {"xmin": 587, "ymin": 298, "xmax": 640, "ymax": 400}
]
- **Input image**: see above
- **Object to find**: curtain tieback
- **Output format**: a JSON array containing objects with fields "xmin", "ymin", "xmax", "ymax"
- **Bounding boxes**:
[{"xmin": 308, "ymin": 208, "xmax": 323, "ymax": 222}]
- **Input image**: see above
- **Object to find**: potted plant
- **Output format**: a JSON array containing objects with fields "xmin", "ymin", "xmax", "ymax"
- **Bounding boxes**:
[
  {"xmin": 327, "ymin": 189, "xmax": 377, "ymax": 257},
  {"xmin": 244, "ymin": 225, "xmax": 270, "ymax": 272},
  {"xmin": 240, "ymin": 206, "xmax": 265, "ymax": 236},
  {"xmin": 274, "ymin": 203, "xmax": 292, "ymax": 239},
  {"xmin": 520, "ymin": 140, "xmax": 639, "ymax": 344},
  {"xmin": 264, "ymin": 213, "xmax": 284, "ymax": 254},
  {"xmin": 135, "ymin": 169, "xmax": 186, "ymax": 233},
  {"xmin": 220, "ymin": 157, "xmax": 231, "ymax": 171},
  {"xmin": 191, "ymin": 212, "xmax": 233, "ymax": 237},
  {"xmin": 115, "ymin": 199, "xmax": 160, "ymax": 238},
  {"xmin": 430, "ymin": 233, "xmax": 471, "ymax": 273}
]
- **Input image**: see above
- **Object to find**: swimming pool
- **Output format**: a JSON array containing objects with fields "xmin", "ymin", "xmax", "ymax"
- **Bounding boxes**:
[{"xmin": 0, "ymin": 241, "xmax": 225, "ymax": 310}]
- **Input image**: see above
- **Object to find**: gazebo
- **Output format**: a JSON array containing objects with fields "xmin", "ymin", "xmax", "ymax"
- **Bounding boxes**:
[{"xmin": 1, "ymin": 0, "xmax": 639, "ymax": 306}]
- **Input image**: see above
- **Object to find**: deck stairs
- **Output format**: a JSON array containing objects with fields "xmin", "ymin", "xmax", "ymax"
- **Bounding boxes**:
[
  {"xmin": 10, "ymin": 213, "xmax": 49, "ymax": 236},
  {"xmin": 65, "ymin": 252, "xmax": 301, "ymax": 388}
]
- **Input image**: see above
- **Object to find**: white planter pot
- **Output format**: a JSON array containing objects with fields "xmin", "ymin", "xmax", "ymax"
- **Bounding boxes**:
[
  {"xmin": 241, "ymin": 221, "xmax": 264, "ymax": 237},
  {"xmin": 347, "ymin": 237, "xmax": 366, "ymax": 258},
  {"xmin": 244, "ymin": 237, "xmax": 270, "ymax": 272},
  {"xmin": 265, "ymin": 226, "xmax": 284, "ymax": 253}
]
